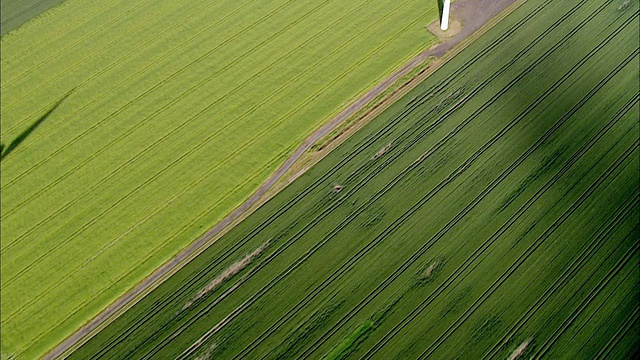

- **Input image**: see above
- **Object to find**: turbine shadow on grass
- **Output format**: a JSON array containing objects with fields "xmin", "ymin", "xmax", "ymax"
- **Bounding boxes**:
[
  {"xmin": 0, "ymin": 90, "xmax": 72, "ymax": 161},
  {"xmin": 437, "ymin": 0, "xmax": 445, "ymax": 22}
]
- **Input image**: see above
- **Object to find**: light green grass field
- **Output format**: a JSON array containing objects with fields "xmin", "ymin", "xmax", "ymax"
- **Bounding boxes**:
[
  {"xmin": 69, "ymin": 0, "xmax": 640, "ymax": 359},
  {"xmin": 0, "ymin": 0, "xmax": 67, "ymax": 35},
  {"xmin": 0, "ymin": 0, "xmax": 439, "ymax": 357}
]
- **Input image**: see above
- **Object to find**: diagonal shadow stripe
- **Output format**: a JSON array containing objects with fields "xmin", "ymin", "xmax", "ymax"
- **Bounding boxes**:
[
  {"xmin": 1, "ymin": 90, "xmax": 73, "ymax": 161},
  {"xmin": 438, "ymin": 0, "xmax": 445, "ymax": 21}
]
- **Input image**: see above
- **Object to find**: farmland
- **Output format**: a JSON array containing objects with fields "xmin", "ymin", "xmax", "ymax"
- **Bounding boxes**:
[
  {"xmin": 0, "ymin": 0, "xmax": 67, "ymax": 35},
  {"xmin": 0, "ymin": 0, "xmax": 442, "ymax": 358},
  {"xmin": 69, "ymin": 0, "xmax": 640, "ymax": 359}
]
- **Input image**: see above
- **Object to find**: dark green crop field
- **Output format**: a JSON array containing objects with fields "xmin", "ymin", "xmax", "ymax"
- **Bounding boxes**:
[
  {"xmin": 71, "ymin": 0, "xmax": 639, "ymax": 358},
  {"xmin": 0, "ymin": 0, "xmax": 439, "ymax": 357}
]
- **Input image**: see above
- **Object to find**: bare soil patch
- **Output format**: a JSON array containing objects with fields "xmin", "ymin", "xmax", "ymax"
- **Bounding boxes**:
[{"xmin": 428, "ymin": 19, "xmax": 462, "ymax": 40}]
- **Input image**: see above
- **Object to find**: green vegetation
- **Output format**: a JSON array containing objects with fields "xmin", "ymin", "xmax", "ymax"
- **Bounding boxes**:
[
  {"xmin": 312, "ymin": 57, "xmax": 436, "ymax": 152},
  {"xmin": 324, "ymin": 321, "xmax": 373, "ymax": 360},
  {"xmin": 69, "ymin": 0, "xmax": 640, "ymax": 359},
  {"xmin": 0, "ymin": 0, "xmax": 440, "ymax": 357},
  {"xmin": 0, "ymin": 0, "xmax": 67, "ymax": 35}
]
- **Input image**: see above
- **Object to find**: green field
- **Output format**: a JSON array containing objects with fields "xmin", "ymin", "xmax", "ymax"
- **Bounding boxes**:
[
  {"xmin": 0, "ymin": 0, "xmax": 440, "ymax": 358},
  {"xmin": 69, "ymin": 0, "xmax": 640, "ymax": 359},
  {"xmin": 0, "ymin": 0, "xmax": 67, "ymax": 35}
]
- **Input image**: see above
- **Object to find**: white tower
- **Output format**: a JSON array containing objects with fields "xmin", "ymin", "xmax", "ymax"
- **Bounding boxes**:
[{"xmin": 440, "ymin": 0, "xmax": 451, "ymax": 31}]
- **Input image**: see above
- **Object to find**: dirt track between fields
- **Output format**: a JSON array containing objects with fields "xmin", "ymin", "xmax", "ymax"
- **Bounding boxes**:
[{"xmin": 43, "ymin": 0, "xmax": 519, "ymax": 358}]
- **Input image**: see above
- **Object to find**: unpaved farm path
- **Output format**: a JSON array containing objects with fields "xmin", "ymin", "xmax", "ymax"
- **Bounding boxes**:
[{"xmin": 45, "ymin": 0, "xmax": 518, "ymax": 357}]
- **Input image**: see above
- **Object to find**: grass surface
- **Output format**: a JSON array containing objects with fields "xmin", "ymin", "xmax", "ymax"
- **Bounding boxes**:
[
  {"xmin": 0, "ymin": 0, "xmax": 68, "ymax": 35},
  {"xmin": 0, "ymin": 0, "xmax": 440, "ymax": 358},
  {"xmin": 69, "ymin": 0, "xmax": 640, "ymax": 359}
]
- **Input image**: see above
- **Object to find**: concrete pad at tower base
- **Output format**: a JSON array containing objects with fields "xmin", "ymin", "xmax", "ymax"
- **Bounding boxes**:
[{"xmin": 427, "ymin": 18, "xmax": 462, "ymax": 40}]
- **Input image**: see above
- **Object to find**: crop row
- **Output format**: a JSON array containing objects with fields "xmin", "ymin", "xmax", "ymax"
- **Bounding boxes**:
[
  {"xmin": 69, "ymin": 0, "xmax": 639, "ymax": 358},
  {"xmin": 181, "ymin": 14, "xmax": 630, "ymax": 360},
  {"xmin": 235, "ymin": 25, "xmax": 635, "ymax": 360},
  {"xmin": 593, "ymin": 306, "xmax": 640, "ymax": 359},
  {"xmin": 1, "ymin": 0, "xmax": 436, "ymax": 340},
  {"xmin": 2, "ymin": 0, "xmax": 335, "ymax": 185},
  {"xmin": 481, "ymin": 100, "xmax": 639, "ymax": 358},
  {"xmin": 1, "ymin": 0, "xmax": 269, "ymax": 140},
  {"xmin": 412, "ymin": 142, "xmax": 639, "ymax": 359},
  {"xmin": 2, "ymin": 1, "xmax": 447, "ymax": 357},
  {"xmin": 2, "ymin": 0, "xmax": 266, "ymax": 114},
  {"xmin": 1, "ymin": 0, "xmax": 308, "ymax": 131},
  {"xmin": 305, "ymin": 82, "xmax": 638, "ymax": 360},
  {"xmin": 140, "ymin": 17, "xmax": 597, "ymax": 356},
  {"xmin": 531, "ymin": 239, "xmax": 639, "ymax": 358},
  {"xmin": 2, "ymin": 0, "xmax": 163, "ymax": 90},
  {"xmin": 286, "ymin": 14, "xmax": 639, "ymax": 360},
  {"xmin": 1, "ymin": 0, "xmax": 121, "ymax": 52}
]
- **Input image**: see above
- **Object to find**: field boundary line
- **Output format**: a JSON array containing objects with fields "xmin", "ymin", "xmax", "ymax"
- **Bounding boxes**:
[
  {"xmin": 1, "ymin": 0, "xmax": 407, "ymax": 222},
  {"xmin": 42, "ymin": 1, "xmax": 523, "ymax": 358},
  {"xmin": 178, "ymin": 8, "xmax": 606, "ymax": 354},
  {"xmin": 5, "ymin": 0, "xmax": 431, "ymax": 333},
  {"xmin": 302, "ymin": 45, "xmax": 637, "ymax": 360},
  {"xmin": 1, "ymin": 0, "xmax": 65, "ymax": 26},
  {"xmin": 2, "ymin": 0, "xmax": 372, "ymax": 287},
  {"xmin": 230, "ymin": 10, "xmax": 624, "ymax": 356}
]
